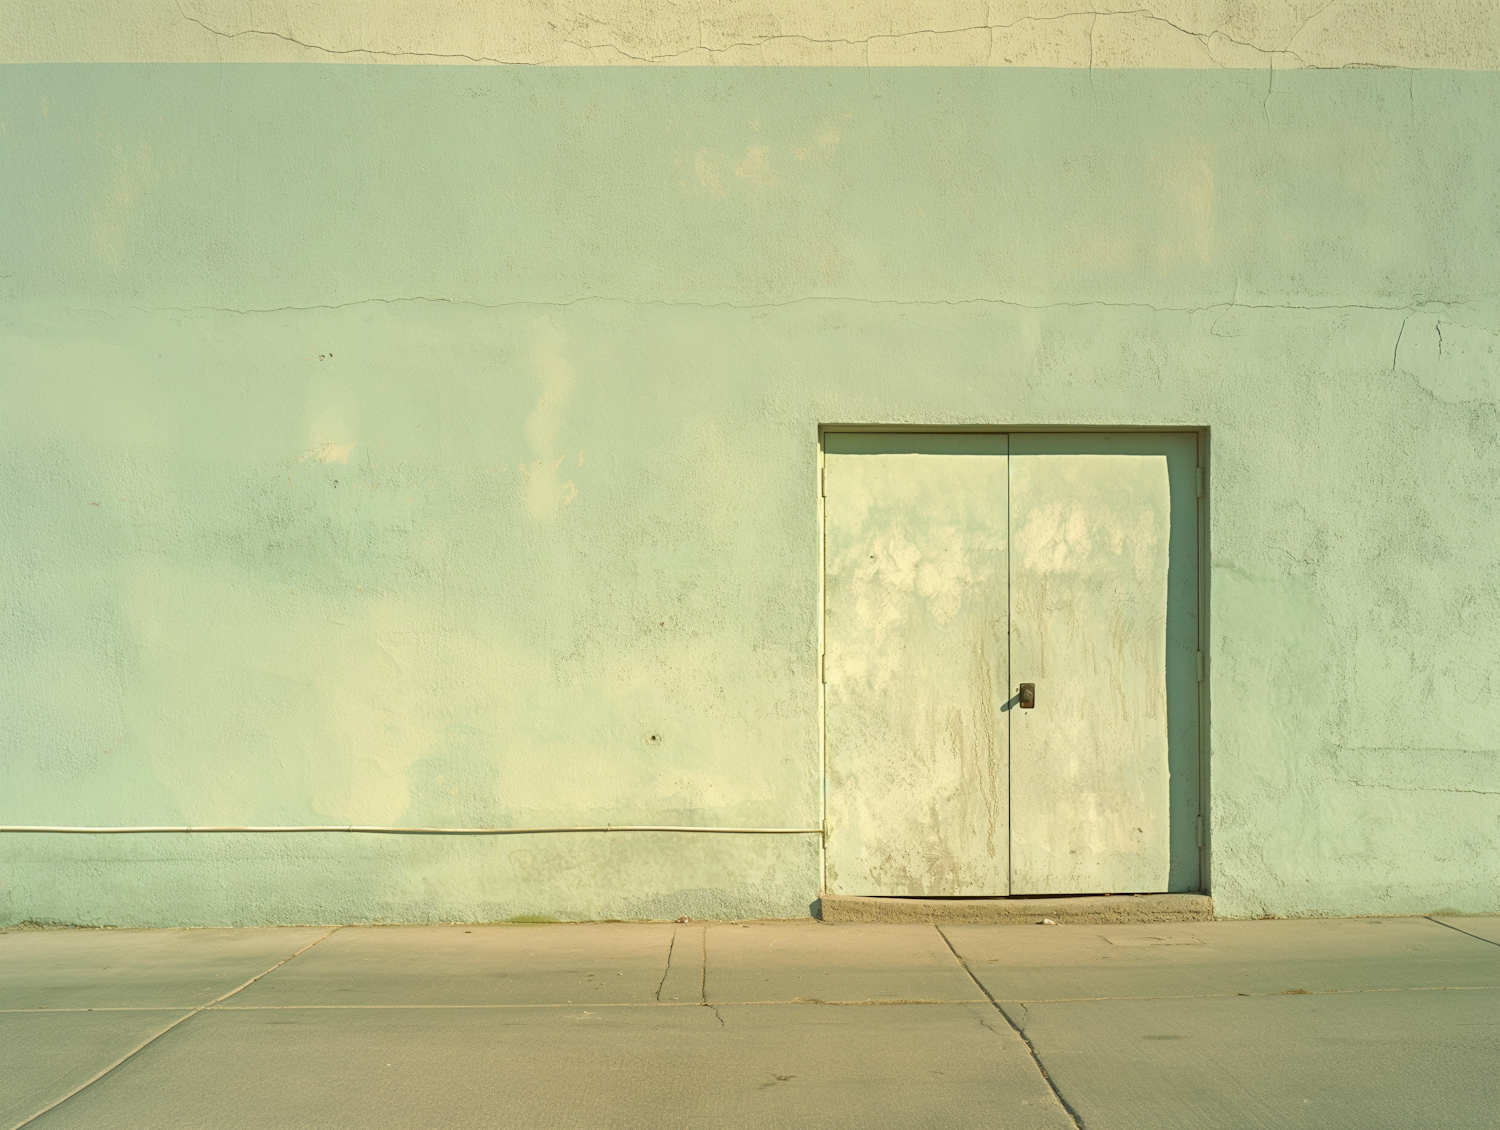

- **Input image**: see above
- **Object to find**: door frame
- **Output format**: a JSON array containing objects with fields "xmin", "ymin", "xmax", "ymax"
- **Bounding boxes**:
[{"xmin": 816, "ymin": 424, "xmax": 1212, "ymax": 897}]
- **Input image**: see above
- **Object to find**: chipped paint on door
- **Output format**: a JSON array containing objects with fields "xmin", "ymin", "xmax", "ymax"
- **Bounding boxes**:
[
  {"xmin": 822, "ymin": 433, "xmax": 1010, "ymax": 896},
  {"xmin": 1007, "ymin": 433, "xmax": 1199, "ymax": 895}
]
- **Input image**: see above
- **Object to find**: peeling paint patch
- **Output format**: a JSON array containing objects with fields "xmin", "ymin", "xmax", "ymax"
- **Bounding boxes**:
[
  {"xmin": 794, "ymin": 119, "xmax": 844, "ymax": 161},
  {"xmin": 734, "ymin": 144, "xmax": 779, "ymax": 188},
  {"xmin": 523, "ymin": 319, "xmax": 580, "ymax": 518},
  {"xmin": 690, "ymin": 149, "xmax": 727, "ymax": 198},
  {"xmin": 90, "ymin": 138, "xmax": 161, "ymax": 266},
  {"xmin": 300, "ymin": 440, "xmax": 356, "ymax": 464}
]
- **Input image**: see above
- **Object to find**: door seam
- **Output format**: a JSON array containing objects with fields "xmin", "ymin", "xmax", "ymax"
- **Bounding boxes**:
[{"xmin": 1005, "ymin": 433, "xmax": 1014, "ymax": 897}]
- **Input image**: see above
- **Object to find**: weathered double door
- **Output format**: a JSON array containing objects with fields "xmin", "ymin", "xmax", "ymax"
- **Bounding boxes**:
[{"xmin": 823, "ymin": 432, "xmax": 1200, "ymax": 896}]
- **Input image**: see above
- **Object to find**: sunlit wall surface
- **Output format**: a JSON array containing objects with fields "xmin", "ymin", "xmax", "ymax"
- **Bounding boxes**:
[{"xmin": 3, "ymin": 4, "xmax": 1497, "ymax": 925}]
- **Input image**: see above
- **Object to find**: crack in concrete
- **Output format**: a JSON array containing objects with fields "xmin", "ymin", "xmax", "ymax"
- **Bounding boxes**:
[
  {"xmin": 654, "ymin": 927, "xmax": 676, "ymax": 1002},
  {"xmin": 937, "ymin": 926, "xmax": 1084, "ymax": 1130},
  {"xmin": 697, "ymin": 925, "xmax": 726, "ymax": 1026},
  {"xmin": 975, "ymin": 1009, "xmax": 1011, "ymax": 1038},
  {"xmin": 10, "ymin": 926, "xmax": 342, "ymax": 1129}
]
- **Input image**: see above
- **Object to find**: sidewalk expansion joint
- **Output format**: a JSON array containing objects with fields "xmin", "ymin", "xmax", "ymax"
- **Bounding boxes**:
[
  {"xmin": 1426, "ymin": 916, "xmax": 1500, "ymax": 948},
  {"xmin": 699, "ymin": 925, "xmax": 708, "ymax": 1004},
  {"xmin": 199, "ymin": 998, "xmax": 994, "ymax": 1009},
  {"xmin": 937, "ymin": 925, "xmax": 1086, "ymax": 1130},
  {"xmin": 7, "ymin": 926, "xmax": 342, "ymax": 1130},
  {"xmin": 986, "ymin": 985, "xmax": 1495, "ymax": 1004}
]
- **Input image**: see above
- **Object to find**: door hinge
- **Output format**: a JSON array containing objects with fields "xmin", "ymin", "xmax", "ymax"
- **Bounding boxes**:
[
  {"xmin": 1196, "ymin": 651, "xmax": 1205, "ymax": 681},
  {"xmin": 1195, "ymin": 467, "xmax": 1204, "ymax": 498},
  {"xmin": 1195, "ymin": 815, "xmax": 1204, "ymax": 848}
]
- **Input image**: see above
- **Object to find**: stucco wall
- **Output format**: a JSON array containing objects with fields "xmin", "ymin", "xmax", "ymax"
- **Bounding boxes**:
[
  {"xmin": 9, "ymin": 1, "xmax": 1500, "ymax": 69},
  {"xmin": 2, "ymin": 40, "xmax": 1497, "ymax": 924}
]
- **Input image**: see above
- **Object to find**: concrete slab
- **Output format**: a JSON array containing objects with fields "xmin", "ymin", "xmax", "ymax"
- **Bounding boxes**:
[
  {"xmin": 12, "ymin": 919, "xmax": 1494, "ymax": 1130},
  {"xmin": 0, "ymin": 927, "xmax": 331, "ymax": 1009},
  {"xmin": 1433, "ymin": 916, "xmax": 1500, "ymax": 947},
  {"xmin": 822, "ymin": 893, "xmax": 1214, "ymax": 925},
  {"xmin": 25, "ymin": 1003, "xmax": 1074, "ymax": 1130},
  {"xmin": 703, "ymin": 922, "xmax": 982, "ymax": 1003},
  {"xmin": 0, "ymin": 1010, "xmax": 189, "ymax": 1130},
  {"xmin": 1004, "ymin": 987, "xmax": 1500, "ymax": 1129},
  {"xmin": 944, "ymin": 915, "xmax": 1500, "ymax": 1001},
  {"xmin": 231, "ymin": 923, "xmax": 676, "ymax": 1007}
]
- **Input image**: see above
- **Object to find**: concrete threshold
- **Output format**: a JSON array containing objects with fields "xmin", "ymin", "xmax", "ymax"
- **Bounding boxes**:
[{"xmin": 818, "ymin": 893, "xmax": 1214, "ymax": 925}]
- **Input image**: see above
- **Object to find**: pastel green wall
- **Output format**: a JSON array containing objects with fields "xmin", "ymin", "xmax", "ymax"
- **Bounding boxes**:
[{"xmin": 2, "ymin": 66, "xmax": 1497, "ymax": 925}]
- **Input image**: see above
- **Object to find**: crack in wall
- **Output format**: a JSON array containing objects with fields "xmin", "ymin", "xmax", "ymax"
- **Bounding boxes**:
[
  {"xmin": 170, "ymin": 3, "xmax": 1426, "ymax": 70},
  {"xmin": 48, "ymin": 294, "xmax": 1466, "ymax": 321},
  {"xmin": 1087, "ymin": 12, "xmax": 1098, "ymax": 89},
  {"xmin": 175, "ymin": 2, "xmax": 541, "ymax": 65},
  {"xmin": 564, "ymin": 10, "xmax": 1312, "ymax": 67},
  {"xmin": 1391, "ymin": 312, "xmax": 1413, "ymax": 370},
  {"xmin": 1340, "ymin": 781, "xmax": 1498, "ymax": 795}
]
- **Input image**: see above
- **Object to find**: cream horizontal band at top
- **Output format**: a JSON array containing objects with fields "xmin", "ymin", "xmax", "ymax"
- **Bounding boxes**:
[
  {"xmin": 0, "ymin": 825, "xmax": 824, "ymax": 835},
  {"xmin": 4, "ymin": 1, "xmax": 1498, "ymax": 70}
]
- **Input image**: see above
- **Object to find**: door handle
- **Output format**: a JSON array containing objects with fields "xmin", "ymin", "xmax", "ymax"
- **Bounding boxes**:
[{"xmin": 1018, "ymin": 683, "xmax": 1035, "ymax": 709}]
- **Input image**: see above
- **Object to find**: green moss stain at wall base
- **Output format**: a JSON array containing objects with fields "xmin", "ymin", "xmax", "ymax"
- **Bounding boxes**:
[{"xmin": 2, "ymin": 66, "xmax": 1497, "ymax": 925}]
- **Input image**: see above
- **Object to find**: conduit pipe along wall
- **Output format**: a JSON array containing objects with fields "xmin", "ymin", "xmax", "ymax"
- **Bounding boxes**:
[{"xmin": 0, "ymin": 826, "xmax": 823, "ymax": 835}]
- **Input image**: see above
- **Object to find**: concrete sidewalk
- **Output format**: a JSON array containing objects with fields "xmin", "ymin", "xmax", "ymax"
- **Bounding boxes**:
[{"xmin": 2, "ymin": 916, "xmax": 1496, "ymax": 1130}]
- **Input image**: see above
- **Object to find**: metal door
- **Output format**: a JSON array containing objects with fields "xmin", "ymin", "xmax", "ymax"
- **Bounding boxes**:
[
  {"xmin": 822, "ymin": 433, "xmax": 1010, "ymax": 896},
  {"xmin": 822, "ymin": 431, "xmax": 1199, "ymax": 897},
  {"xmin": 1007, "ymin": 433, "xmax": 1199, "ymax": 894}
]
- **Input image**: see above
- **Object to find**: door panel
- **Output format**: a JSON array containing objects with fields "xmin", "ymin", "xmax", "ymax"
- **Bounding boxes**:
[
  {"xmin": 823, "ymin": 433, "xmax": 1010, "ymax": 896},
  {"xmin": 1007, "ymin": 433, "xmax": 1199, "ymax": 895}
]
